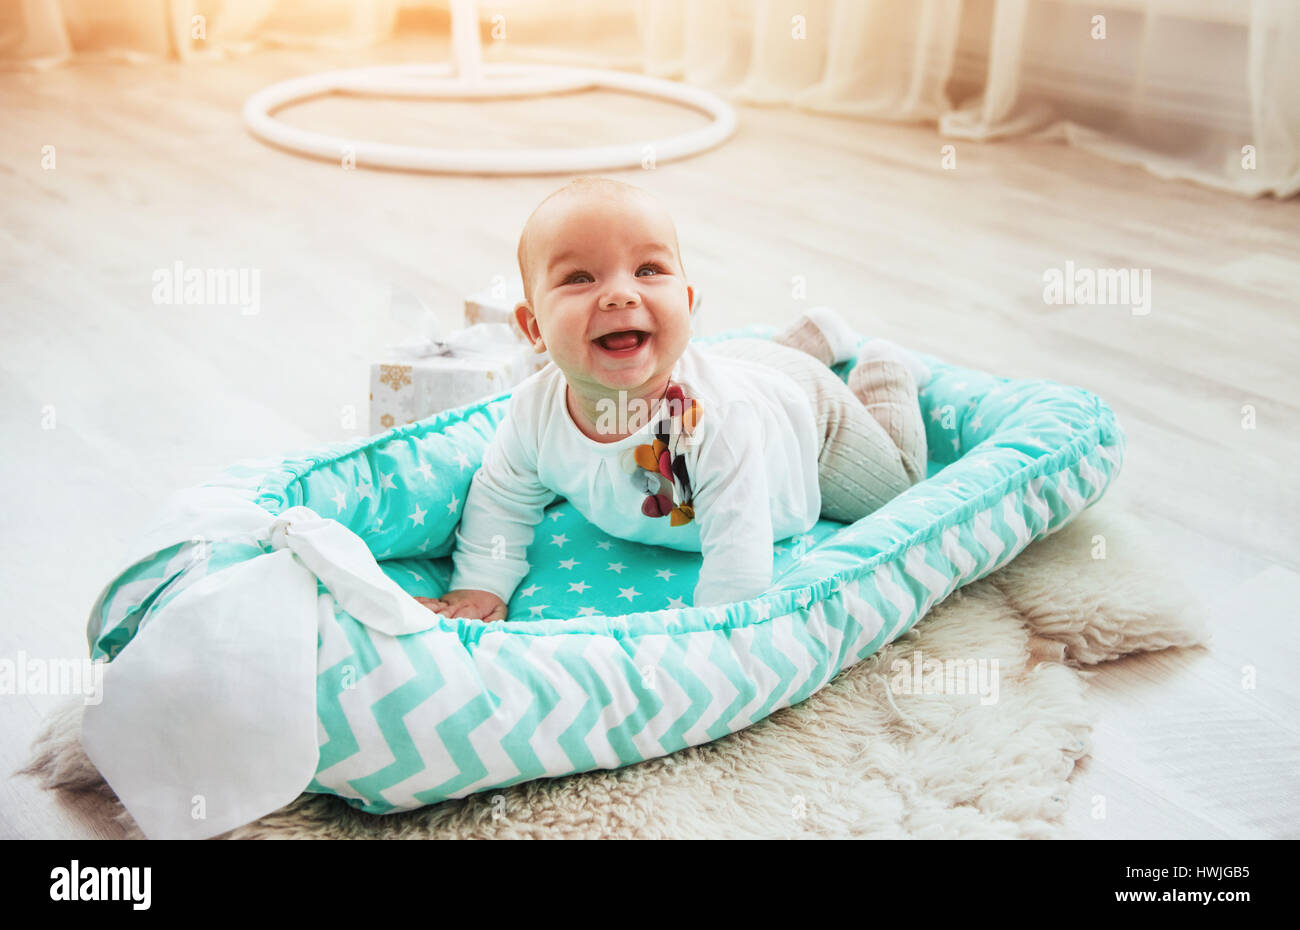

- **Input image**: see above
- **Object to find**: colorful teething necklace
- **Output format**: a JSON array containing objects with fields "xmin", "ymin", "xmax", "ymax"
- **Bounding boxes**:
[{"xmin": 617, "ymin": 382, "xmax": 703, "ymax": 527}]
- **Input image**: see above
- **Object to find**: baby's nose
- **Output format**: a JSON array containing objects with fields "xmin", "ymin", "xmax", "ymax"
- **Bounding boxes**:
[{"xmin": 603, "ymin": 292, "xmax": 640, "ymax": 309}]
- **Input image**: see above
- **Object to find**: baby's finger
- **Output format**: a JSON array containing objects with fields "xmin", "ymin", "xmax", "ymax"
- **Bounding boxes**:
[{"xmin": 484, "ymin": 603, "xmax": 507, "ymax": 623}]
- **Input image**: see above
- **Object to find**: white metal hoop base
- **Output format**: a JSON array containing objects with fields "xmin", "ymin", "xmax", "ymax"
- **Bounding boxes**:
[{"xmin": 242, "ymin": 63, "xmax": 738, "ymax": 175}]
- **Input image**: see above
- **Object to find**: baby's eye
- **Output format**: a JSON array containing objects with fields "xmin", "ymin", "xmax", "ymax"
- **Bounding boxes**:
[{"xmin": 564, "ymin": 265, "xmax": 663, "ymax": 285}]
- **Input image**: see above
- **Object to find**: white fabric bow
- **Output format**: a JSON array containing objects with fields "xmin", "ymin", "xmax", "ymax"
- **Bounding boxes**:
[
  {"xmin": 266, "ymin": 505, "xmax": 445, "ymax": 637},
  {"xmin": 81, "ymin": 502, "xmax": 444, "ymax": 840}
]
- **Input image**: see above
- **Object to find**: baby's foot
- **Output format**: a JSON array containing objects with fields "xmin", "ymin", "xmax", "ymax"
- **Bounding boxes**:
[
  {"xmin": 774, "ymin": 305, "xmax": 861, "ymax": 367},
  {"xmin": 857, "ymin": 337, "xmax": 931, "ymax": 388}
]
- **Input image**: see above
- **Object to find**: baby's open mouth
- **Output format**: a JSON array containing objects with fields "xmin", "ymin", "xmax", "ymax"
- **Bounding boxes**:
[{"xmin": 593, "ymin": 330, "xmax": 650, "ymax": 353}]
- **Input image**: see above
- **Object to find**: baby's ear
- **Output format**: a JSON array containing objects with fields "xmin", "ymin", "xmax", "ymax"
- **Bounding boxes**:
[{"xmin": 513, "ymin": 301, "xmax": 545, "ymax": 352}]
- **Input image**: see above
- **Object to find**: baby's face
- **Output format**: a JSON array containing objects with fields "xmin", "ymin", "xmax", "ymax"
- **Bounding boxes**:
[{"xmin": 515, "ymin": 192, "xmax": 694, "ymax": 398}]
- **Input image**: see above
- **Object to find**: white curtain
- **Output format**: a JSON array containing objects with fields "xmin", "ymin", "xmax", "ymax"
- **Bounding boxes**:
[{"xmin": 3, "ymin": 0, "xmax": 1296, "ymax": 197}]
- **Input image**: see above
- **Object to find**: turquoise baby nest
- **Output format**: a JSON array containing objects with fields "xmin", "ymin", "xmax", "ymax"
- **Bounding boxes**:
[{"xmin": 84, "ymin": 323, "xmax": 1125, "ymax": 827}]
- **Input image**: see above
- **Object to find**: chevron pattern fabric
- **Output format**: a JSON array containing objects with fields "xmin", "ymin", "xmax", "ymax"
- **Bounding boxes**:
[{"xmin": 85, "ymin": 325, "xmax": 1125, "ymax": 815}]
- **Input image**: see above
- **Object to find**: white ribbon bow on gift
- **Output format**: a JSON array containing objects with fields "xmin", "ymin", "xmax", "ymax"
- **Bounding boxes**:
[
  {"xmin": 385, "ymin": 280, "xmax": 550, "ymax": 365},
  {"xmin": 388, "ymin": 321, "xmax": 550, "ymax": 374},
  {"xmin": 390, "ymin": 322, "xmax": 520, "ymax": 359}
]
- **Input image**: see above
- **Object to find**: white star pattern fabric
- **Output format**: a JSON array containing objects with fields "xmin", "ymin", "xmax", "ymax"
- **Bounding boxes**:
[{"xmin": 369, "ymin": 494, "xmax": 847, "ymax": 620}]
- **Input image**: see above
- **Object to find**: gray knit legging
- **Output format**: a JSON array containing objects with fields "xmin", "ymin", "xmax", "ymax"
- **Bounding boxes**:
[{"xmin": 704, "ymin": 335, "xmax": 928, "ymax": 524}]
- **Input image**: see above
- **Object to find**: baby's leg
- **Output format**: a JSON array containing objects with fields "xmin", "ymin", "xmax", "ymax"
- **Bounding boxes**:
[
  {"xmin": 815, "ymin": 376, "xmax": 918, "ymax": 522},
  {"xmin": 707, "ymin": 336, "xmax": 922, "ymax": 522},
  {"xmin": 847, "ymin": 341, "xmax": 928, "ymax": 487},
  {"xmin": 774, "ymin": 307, "xmax": 929, "ymax": 490}
]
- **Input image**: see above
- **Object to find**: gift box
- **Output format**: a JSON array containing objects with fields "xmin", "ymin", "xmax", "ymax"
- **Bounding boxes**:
[{"xmin": 369, "ymin": 322, "xmax": 551, "ymax": 434}]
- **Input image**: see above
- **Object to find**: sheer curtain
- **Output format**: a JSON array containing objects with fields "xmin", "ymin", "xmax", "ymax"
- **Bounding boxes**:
[
  {"xmin": 3, "ymin": 0, "xmax": 1295, "ymax": 197},
  {"xmin": 618, "ymin": 0, "xmax": 1298, "ymax": 198}
]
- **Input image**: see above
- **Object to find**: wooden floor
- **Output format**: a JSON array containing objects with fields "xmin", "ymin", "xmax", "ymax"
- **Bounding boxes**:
[{"xmin": 1, "ymin": 34, "xmax": 1297, "ymax": 840}]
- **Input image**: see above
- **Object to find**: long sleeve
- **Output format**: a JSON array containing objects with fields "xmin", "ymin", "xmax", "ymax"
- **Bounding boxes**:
[
  {"xmin": 688, "ymin": 400, "xmax": 775, "ymax": 608},
  {"xmin": 448, "ymin": 401, "xmax": 558, "ymax": 602}
]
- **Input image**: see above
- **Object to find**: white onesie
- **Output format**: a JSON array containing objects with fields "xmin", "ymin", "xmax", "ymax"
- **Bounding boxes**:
[{"xmin": 447, "ymin": 341, "xmax": 823, "ymax": 607}]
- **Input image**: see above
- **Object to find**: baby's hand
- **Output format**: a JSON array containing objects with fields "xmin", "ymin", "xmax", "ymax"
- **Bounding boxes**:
[{"xmin": 416, "ymin": 589, "xmax": 508, "ymax": 622}]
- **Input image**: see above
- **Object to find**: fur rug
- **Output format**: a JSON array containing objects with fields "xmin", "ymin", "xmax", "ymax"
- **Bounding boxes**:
[{"xmin": 19, "ymin": 495, "xmax": 1209, "ymax": 839}]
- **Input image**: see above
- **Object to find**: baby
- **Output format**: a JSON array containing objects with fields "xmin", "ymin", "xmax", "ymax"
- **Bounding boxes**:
[{"xmin": 417, "ymin": 177, "xmax": 929, "ymax": 621}]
